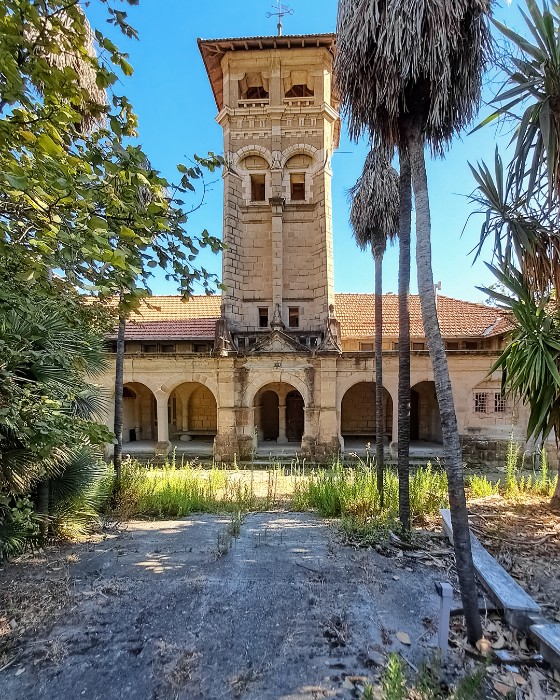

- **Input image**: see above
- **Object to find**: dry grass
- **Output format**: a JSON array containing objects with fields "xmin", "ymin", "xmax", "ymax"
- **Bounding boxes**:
[
  {"xmin": 468, "ymin": 494, "xmax": 560, "ymax": 620},
  {"xmin": 0, "ymin": 551, "xmax": 76, "ymax": 668}
]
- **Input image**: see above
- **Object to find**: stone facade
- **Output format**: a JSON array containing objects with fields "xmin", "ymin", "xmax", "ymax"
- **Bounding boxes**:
[{"xmin": 96, "ymin": 32, "xmax": 552, "ymax": 468}]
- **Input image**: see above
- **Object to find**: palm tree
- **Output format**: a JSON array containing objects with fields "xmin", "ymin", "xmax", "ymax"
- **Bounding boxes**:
[
  {"xmin": 335, "ymin": 0, "xmax": 491, "ymax": 644},
  {"xmin": 349, "ymin": 147, "xmax": 399, "ymax": 506},
  {"xmin": 0, "ymin": 301, "xmax": 108, "ymax": 548},
  {"xmin": 397, "ymin": 155, "xmax": 412, "ymax": 531},
  {"xmin": 482, "ymin": 0, "xmax": 560, "ymax": 202}
]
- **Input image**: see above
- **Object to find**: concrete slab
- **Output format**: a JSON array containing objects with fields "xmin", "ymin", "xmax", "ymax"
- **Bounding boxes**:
[
  {"xmin": 530, "ymin": 624, "xmax": 560, "ymax": 669},
  {"xmin": 441, "ymin": 509, "xmax": 542, "ymax": 629},
  {"xmin": 1, "ymin": 513, "xmax": 452, "ymax": 700}
]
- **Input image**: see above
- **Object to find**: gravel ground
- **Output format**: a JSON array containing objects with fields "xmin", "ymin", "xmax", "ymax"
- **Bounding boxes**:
[{"xmin": 0, "ymin": 512, "xmax": 452, "ymax": 700}]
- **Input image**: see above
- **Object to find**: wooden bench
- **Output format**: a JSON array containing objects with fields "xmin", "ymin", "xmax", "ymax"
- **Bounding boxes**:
[
  {"xmin": 175, "ymin": 431, "xmax": 216, "ymax": 442},
  {"xmin": 440, "ymin": 509, "xmax": 542, "ymax": 629}
]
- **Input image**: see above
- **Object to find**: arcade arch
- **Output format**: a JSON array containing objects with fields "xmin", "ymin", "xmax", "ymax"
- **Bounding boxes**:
[
  {"xmin": 340, "ymin": 382, "xmax": 393, "ymax": 442},
  {"xmin": 254, "ymin": 382, "xmax": 305, "ymax": 445},
  {"xmin": 122, "ymin": 382, "xmax": 157, "ymax": 443},
  {"xmin": 167, "ymin": 382, "xmax": 217, "ymax": 441},
  {"xmin": 410, "ymin": 381, "xmax": 442, "ymax": 443}
]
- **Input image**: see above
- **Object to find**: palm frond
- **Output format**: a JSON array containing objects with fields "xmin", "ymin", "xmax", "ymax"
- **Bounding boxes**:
[
  {"xmin": 335, "ymin": 0, "xmax": 491, "ymax": 150},
  {"xmin": 483, "ymin": 262, "xmax": 560, "ymax": 441},
  {"xmin": 349, "ymin": 147, "xmax": 399, "ymax": 257},
  {"xmin": 489, "ymin": 1, "xmax": 560, "ymax": 199},
  {"xmin": 469, "ymin": 150, "xmax": 560, "ymax": 297}
]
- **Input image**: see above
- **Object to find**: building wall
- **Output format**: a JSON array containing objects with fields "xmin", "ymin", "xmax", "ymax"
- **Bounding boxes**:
[{"xmin": 97, "ymin": 349, "xmax": 546, "ymax": 467}]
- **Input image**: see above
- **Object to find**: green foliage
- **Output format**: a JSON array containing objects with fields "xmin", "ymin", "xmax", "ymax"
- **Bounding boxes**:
[
  {"xmin": 470, "ymin": 3, "xmax": 560, "ymax": 488},
  {"xmin": 295, "ymin": 463, "xmax": 449, "ymax": 523},
  {"xmin": 0, "ymin": 295, "xmax": 112, "ymax": 556},
  {"xmin": 105, "ymin": 460, "xmax": 451, "ymax": 524},
  {"xmin": 109, "ymin": 460, "xmax": 271, "ymax": 519},
  {"xmin": 381, "ymin": 654, "xmax": 406, "ymax": 700},
  {"xmin": 0, "ymin": 1, "xmax": 223, "ymax": 300},
  {"xmin": 479, "ymin": 1, "xmax": 560, "ymax": 201},
  {"xmin": 0, "ymin": 1, "xmax": 225, "ymax": 556},
  {"xmin": 482, "ymin": 267, "xmax": 560, "ymax": 445},
  {"xmin": 48, "ymin": 448, "xmax": 112, "ymax": 538},
  {"xmin": 467, "ymin": 474, "xmax": 499, "ymax": 499},
  {"xmin": 0, "ymin": 494, "xmax": 41, "ymax": 559},
  {"xmin": 505, "ymin": 433, "xmax": 521, "ymax": 495}
]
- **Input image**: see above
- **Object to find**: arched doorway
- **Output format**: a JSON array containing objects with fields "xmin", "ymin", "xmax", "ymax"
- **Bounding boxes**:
[
  {"xmin": 254, "ymin": 382, "xmax": 305, "ymax": 446},
  {"xmin": 122, "ymin": 382, "xmax": 157, "ymax": 443},
  {"xmin": 340, "ymin": 382, "xmax": 393, "ymax": 442},
  {"xmin": 410, "ymin": 381, "xmax": 442, "ymax": 443},
  {"xmin": 286, "ymin": 391, "xmax": 304, "ymax": 442},
  {"xmin": 260, "ymin": 391, "xmax": 279, "ymax": 441},
  {"xmin": 168, "ymin": 382, "xmax": 217, "ymax": 442}
]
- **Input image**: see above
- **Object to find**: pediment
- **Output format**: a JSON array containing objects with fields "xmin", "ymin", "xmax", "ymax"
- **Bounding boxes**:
[{"xmin": 249, "ymin": 330, "xmax": 309, "ymax": 354}]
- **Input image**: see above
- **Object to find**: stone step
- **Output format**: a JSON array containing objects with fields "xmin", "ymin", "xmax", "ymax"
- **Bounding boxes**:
[
  {"xmin": 530, "ymin": 624, "xmax": 560, "ymax": 668},
  {"xmin": 441, "ymin": 509, "xmax": 542, "ymax": 630}
]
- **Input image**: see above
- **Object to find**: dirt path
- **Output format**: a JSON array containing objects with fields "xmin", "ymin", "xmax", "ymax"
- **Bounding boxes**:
[{"xmin": 0, "ymin": 513, "xmax": 450, "ymax": 700}]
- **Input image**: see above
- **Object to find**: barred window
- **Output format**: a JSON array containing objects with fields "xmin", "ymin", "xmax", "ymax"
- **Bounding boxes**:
[
  {"xmin": 494, "ymin": 393, "xmax": 506, "ymax": 413},
  {"xmin": 474, "ymin": 392, "xmax": 488, "ymax": 413}
]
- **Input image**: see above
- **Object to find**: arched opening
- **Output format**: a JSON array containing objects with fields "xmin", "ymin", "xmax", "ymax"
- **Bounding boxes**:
[
  {"xmin": 168, "ymin": 382, "xmax": 217, "ymax": 443},
  {"xmin": 410, "ymin": 381, "xmax": 442, "ymax": 444},
  {"xmin": 286, "ymin": 391, "xmax": 304, "ymax": 442},
  {"xmin": 122, "ymin": 382, "xmax": 157, "ymax": 443},
  {"xmin": 260, "ymin": 391, "xmax": 279, "ymax": 441},
  {"xmin": 340, "ymin": 382, "xmax": 393, "ymax": 445},
  {"xmin": 254, "ymin": 382, "xmax": 305, "ymax": 447}
]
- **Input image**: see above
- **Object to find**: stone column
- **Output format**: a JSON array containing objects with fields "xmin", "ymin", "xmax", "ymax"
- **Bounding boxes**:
[
  {"xmin": 155, "ymin": 390, "xmax": 170, "ymax": 455},
  {"xmin": 181, "ymin": 394, "xmax": 189, "ymax": 432},
  {"xmin": 277, "ymin": 401, "xmax": 288, "ymax": 444}
]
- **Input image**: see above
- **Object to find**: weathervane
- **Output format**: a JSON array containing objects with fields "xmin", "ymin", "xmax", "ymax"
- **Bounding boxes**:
[{"xmin": 267, "ymin": 1, "xmax": 293, "ymax": 36}]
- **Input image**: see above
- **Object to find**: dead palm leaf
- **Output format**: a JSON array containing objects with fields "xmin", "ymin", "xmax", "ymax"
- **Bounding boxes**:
[
  {"xmin": 349, "ymin": 147, "xmax": 399, "ymax": 257},
  {"xmin": 335, "ymin": 0, "xmax": 491, "ymax": 151},
  {"xmin": 31, "ymin": 5, "xmax": 106, "ymax": 133}
]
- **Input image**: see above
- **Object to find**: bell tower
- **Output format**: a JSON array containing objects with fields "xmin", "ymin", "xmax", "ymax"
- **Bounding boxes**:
[{"xmin": 199, "ymin": 33, "xmax": 340, "ymax": 351}]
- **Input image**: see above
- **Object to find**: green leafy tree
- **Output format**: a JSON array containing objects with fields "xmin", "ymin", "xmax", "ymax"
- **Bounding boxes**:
[
  {"xmin": 0, "ymin": 1, "xmax": 224, "ymax": 549},
  {"xmin": 335, "ymin": 0, "xmax": 490, "ymax": 643},
  {"xmin": 349, "ymin": 147, "xmax": 399, "ymax": 508}
]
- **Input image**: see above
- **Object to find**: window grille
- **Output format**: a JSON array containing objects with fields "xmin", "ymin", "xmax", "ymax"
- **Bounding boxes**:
[{"xmin": 474, "ymin": 392, "xmax": 488, "ymax": 413}]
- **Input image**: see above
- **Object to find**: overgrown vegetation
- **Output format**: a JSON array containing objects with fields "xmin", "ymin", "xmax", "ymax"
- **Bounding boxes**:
[
  {"xmin": 105, "ymin": 458, "xmax": 449, "ymax": 523},
  {"xmin": 467, "ymin": 443, "xmax": 557, "ymax": 500},
  {"xmin": 360, "ymin": 653, "xmax": 487, "ymax": 700}
]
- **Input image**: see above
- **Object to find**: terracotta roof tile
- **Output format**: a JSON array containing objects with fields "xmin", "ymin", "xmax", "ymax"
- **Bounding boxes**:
[
  {"xmin": 118, "ymin": 319, "xmax": 217, "ymax": 341},
  {"xmin": 107, "ymin": 294, "xmax": 510, "ymax": 341},
  {"xmin": 334, "ymin": 293, "xmax": 512, "ymax": 339},
  {"xmin": 129, "ymin": 295, "xmax": 221, "ymax": 321}
]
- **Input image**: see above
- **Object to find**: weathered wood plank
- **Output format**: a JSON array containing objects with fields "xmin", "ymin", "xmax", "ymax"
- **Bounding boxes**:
[
  {"xmin": 530, "ymin": 624, "xmax": 560, "ymax": 668},
  {"xmin": 440, "ymin": 509, "xmax": 541, "ymax": 628}
]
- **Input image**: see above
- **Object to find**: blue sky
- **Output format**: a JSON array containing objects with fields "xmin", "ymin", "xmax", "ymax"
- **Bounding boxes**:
[{"xmin": 87, "ymin": 0, "xmax": 519, "ymax": 303}]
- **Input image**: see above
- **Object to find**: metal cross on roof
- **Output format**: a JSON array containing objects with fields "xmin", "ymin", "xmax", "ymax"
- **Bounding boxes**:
[{"xmin": 266, "ymin": 1, "xmax": 294, "ymax": 36}]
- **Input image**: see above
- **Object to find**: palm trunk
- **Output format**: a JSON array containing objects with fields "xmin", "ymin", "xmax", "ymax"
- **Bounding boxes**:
[
  {"xmin": 374, "ymin": 252, "xmax": 385, "ymax": 507},
  {"xmin": 397, "ymin": 151, "xmax": 412, "ymax": 531},
  {"xmin": 36, "ymin": 479, "xmax": 49, "ymax": 539},
  {"xmin": 408, "ymin": 123, "xmax": 482, "ymax": 644},
  {"xmin": 113, "ymin": 312, "xmax": 125, "ymax": 485}
]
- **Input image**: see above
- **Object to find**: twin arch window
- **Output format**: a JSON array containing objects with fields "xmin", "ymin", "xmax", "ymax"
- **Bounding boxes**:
[{"xmin": 245, "ymin": 153, "xmax": 312, "ymax": 203}]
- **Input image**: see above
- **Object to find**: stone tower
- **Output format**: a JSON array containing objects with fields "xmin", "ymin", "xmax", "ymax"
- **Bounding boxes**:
[{"xmin": 198, "ymin": 34, "xmax": 340, "ymax": 352}]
